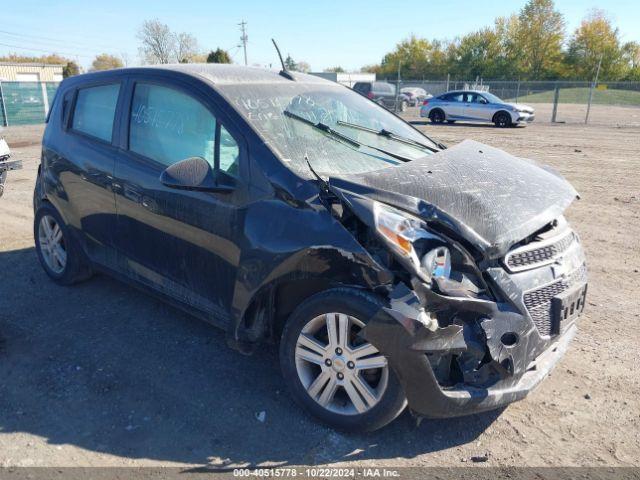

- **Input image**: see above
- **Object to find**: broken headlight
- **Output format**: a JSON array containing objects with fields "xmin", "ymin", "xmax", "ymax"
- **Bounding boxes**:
[
  {"xmin": 373, "ymin": 202, "xmax": 483, "ymax": 297},
  {"xmin": 374, "ymin": 202, "xmax": 431, "ymax": 272},
  {"xmin": 374, "ymin": 202, "xmax": 450, "ymax": 281},
  {"xmin": 421, "ymin": 246, "xmax": 451, "ymax": 280}
]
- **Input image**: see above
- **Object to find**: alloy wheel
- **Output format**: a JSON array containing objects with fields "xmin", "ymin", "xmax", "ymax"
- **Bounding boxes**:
[
  {"xmin": 38, "ymin": 215, "xmax": 67, "ymax": 274},
  {"xmin": 430, "ymin": 110, "xmax": 444, "ymax": 123},
  {"xmin": 496, "ymin": 113, "xmax": 510, "ymax": 127},
  {"xmin": 294, "ymin": 313, "xmax": 389, "ymax": 415}
]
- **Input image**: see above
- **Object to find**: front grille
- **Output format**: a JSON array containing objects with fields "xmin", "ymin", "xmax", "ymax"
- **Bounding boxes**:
[
  {"xmin": 505, "ymin": 231, "xmax": 575, "ymax": 272},
  {"xmin": 523, "ymin": 264, "xmax": 587, "ymax": 336}
]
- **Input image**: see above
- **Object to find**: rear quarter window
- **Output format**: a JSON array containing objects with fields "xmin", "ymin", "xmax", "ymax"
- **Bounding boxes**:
[{"xmin": 71, "ymin": 84, "xmax": 120, "ymax": 142}]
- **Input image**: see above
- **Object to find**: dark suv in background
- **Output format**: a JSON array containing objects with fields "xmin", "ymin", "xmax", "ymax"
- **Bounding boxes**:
[{"xmin": 353, "ymin": 81, "xmax": 409, "ymax": 112}]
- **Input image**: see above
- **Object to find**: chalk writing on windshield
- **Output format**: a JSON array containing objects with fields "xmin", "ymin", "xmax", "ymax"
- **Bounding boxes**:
[{"xmin": 232, "ymin": 94, "xmax": 367, "ymax": 127}]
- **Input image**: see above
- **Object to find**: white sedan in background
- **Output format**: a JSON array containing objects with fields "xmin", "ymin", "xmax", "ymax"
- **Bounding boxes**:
[{"xmin": 420, "ymin": 90, "xmax": 535, "ymax": 127}]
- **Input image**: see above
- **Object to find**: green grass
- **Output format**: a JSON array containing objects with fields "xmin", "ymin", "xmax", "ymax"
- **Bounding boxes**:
[{"xmin": 507, "ymin": 87, "xmax": 640, "ymax": 106}]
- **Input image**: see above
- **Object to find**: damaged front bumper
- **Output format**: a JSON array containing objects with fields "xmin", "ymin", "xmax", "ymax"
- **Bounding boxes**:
[{"xmin": 362, "ymin": 278, "xmax": 583, "ymax": 418}]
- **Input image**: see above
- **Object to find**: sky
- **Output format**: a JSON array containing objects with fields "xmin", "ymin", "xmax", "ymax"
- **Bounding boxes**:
[{"xmin": 1, "ymin": 0, "xmax": 639, "ymax": 71}]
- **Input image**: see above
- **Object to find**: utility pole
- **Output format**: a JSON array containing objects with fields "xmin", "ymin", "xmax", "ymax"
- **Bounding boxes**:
[
  {"xmin": 238, "ymin": 20, "xmax": 248, "ymax": 66},
  {"xmin": 585, "ymin": 54, "xmax": 603, "ymax": 125},
  {"xmin": 394, "ymin": 60, "xmax": 401, "ymax": 113}
]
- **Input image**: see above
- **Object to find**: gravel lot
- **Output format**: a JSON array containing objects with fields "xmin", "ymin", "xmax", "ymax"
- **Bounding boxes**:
[{"xmin": 1, "ymin": 106, "xmax": 639, "ymax": 468}]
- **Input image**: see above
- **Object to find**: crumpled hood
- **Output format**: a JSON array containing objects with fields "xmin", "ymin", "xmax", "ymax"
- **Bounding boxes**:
[{"xmin": 328, "ymin": 140, "xmax": 578, "ymax": 258}]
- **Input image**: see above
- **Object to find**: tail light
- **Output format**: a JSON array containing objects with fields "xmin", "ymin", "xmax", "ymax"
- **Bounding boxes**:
[
  {"xmin": 367, "ymin": 92, "xmax": 374, "ymax": 99},
  {"xmin": 422, "ymin": 100, "xmax": 429, "ymax": 106}
]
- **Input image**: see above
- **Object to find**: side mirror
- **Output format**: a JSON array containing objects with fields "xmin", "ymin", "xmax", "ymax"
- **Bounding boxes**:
[{"xmin": 160, "ymin": 157, "xmax": 236, "ymax": 193}]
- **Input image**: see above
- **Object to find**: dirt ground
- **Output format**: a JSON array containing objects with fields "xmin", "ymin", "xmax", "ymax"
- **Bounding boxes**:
[{"xmin": 0, "ymin": 104, "xmax": 639, "ymax": 468}]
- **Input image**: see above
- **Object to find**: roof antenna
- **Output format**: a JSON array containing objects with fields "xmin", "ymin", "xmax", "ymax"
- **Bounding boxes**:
[{"xmin": 271, "ymin": 38, "xmax": 295, "ymax": 81}]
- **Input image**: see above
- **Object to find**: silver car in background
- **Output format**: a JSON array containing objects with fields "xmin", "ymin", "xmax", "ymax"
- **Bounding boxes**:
[{"xmin": 420, "ymin": 90, "xmax": 535, "ymax": 127}]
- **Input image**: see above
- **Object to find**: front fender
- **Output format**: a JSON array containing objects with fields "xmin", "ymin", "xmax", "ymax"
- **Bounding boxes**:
[{"xmin": 229, "ymin": 197, "xmax": 393, "ymax": 345}]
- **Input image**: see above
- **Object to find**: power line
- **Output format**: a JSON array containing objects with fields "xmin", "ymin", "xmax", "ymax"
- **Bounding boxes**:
[
  {"xmin": 227, "ymin": 45, "xmax": 241, "ymax": 61},
  {"xmin": 0, "ymin": 29, "xmax": 120, "ymax": 52},
  {"xmin": 238, "ymin": 20, "xmax": 248, "ymax": 66},
  {"xmin": 0, "ymin": 41, "xmax": 93, "ymax": 59},
  {"xmin": 0, "ymin": 33, "xmax": 122, "ymax": 57}
]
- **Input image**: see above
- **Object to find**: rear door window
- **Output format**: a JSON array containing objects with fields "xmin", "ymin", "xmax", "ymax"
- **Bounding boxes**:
[
  {"xmin": 71, "ymin": 84, "xmax": 120, "ymax": 142},
  {"xmin": 444, "ymin": 93, "xmax": 464, "ymax": 102}
]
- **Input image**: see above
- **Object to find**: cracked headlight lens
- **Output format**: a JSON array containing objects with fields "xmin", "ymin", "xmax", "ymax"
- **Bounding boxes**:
[
  {"xmin": 374, "ymin": 202, "xmax": 450, "ymax": 282},
  {"xmin": 373, "ymin": 202, "xmax": 482, "ymax": 295},
  {"xmin": 421, "ymin": 246, "xmax": 451, "ymax": 279},
  {"xmin": 374, "ymin": 202, "xmax": 427, "ymax": 269}
]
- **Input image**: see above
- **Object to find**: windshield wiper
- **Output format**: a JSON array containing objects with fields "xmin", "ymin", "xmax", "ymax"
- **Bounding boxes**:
[
  {"xmin": 284, "ymin": 111, "xmax": 360, "ymax": 147},
  {"xmin": 336, "ymin": 120, "xmax": 441, "ymax": 153},
  {"xmin": 284, "ymin": 110, "xmax": 412, "ymax": 163}
]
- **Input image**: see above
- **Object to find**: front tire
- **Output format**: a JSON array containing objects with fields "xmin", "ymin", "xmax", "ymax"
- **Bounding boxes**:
[
  {"xmin": 280, "ymin": 288, "xmax": 407, "ymax": 432},
  {"xmin": 429, "ymin": 109, "xmax": 445, "ymax": 124},
  {"xmin": 34, "ymin": 203, "xmax": 92, "ymax": 285},
  {"xmin": 494, "ymin": 111, "xmax": 512, "ymax": 128}
]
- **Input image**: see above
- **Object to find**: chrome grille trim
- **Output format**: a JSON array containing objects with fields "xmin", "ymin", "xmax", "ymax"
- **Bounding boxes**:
[
  {"xmin": 504, "ymin": 229, "xmax": 576, "ymax": 273},
  {"xmin": 523, "ymin": 264, "xmax": 587, "ymax": 337}
]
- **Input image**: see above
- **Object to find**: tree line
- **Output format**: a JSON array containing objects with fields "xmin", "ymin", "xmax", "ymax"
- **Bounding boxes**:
[
  {"xmin": 366, "ymin": 0, "xmax": 640, "ymax": 81},
  {"xmin": 2, "ymin": 2, "xmax": 638, "ymax": 81},
  {"xmin": 0, "ymin": 19, "xmax": 237, "ymax": 78}
]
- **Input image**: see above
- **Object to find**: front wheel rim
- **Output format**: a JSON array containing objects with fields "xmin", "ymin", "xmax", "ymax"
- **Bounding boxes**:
[
  {"xmin": 294, "ymin": 313, "xmax": 389, "ymax": 416},
  {"xmin": 38, "ymin": 215, "xmax": 67, "ymax": 274}
]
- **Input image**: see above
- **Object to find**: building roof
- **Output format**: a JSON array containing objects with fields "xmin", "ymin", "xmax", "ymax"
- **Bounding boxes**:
[{"xmin": 0, "ymin": 62, "xmax": 64, "ymax": 68}]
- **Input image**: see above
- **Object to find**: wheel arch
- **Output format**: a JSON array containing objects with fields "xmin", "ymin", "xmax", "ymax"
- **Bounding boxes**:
[
  {"xmin": 429, "ymin": 107, "xmax": 445, "ymax": 118},
  {"xmin": 231, "ymin": 248, "xmax": 393, "ymax": 351},
  {"xmin": 492, "ymin": 109, "xmax": 512, "ymax": 123}
]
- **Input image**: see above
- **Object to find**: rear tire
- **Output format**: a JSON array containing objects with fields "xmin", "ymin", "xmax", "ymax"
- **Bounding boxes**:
[
  {"xmin": 34, "ymin": 203, "xmax": 92, "ymax": 285},
  {"xmin": 494, "ymin": 112, "xmax": 512, "ymax": 128},
  {"xmin": 429, "ymin": 109, "xmax": 445, "ymax": 124},
  {"xmin": 280, "ymin": 288, "xmax": 407, "ymax": 432}
]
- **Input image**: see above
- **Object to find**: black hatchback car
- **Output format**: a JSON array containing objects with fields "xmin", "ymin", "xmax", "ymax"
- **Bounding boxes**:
[{"xmin": 35, "ymin": 65, "xmax": 588, "ymax": 431}]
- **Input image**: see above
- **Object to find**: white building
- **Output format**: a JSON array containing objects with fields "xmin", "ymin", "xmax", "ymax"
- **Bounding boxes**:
[
  {"xmin": 0, "ymin": 62, "xmax": 64, "ymax": 82},
  {"xmin": 309, "ymin": 72, "xmax": 376, "ymax": 88}
]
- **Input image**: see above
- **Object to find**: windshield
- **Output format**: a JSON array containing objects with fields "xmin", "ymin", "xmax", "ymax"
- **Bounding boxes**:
[
  {"xmin": 482, "ymin": 92, "xmax": 504, "ymax": 104},
  {"xmin": 216, "ymin": 82, "xmax": 438, "ymax": 177}
]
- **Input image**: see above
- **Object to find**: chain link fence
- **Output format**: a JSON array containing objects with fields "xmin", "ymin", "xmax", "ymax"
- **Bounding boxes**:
[
  {"xmin": 385, "ymin": 79, "xmax": 640, "ymax": 126},
  {"xmin": 2, "ymin": 79, "xmax": 640, "ymax": 127},
  {"xmin": 0, "ymin": 81, "xmax": 60, "ymax": 126}
]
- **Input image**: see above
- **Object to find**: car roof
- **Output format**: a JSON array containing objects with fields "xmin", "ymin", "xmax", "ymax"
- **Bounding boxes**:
[
  {"xmin": 63, "ymin": 63, "xmax": 335, "ymax": 87},
  {"xmin": 442, "ymin": 90, "xmax": 489, "ymax": 95}
]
